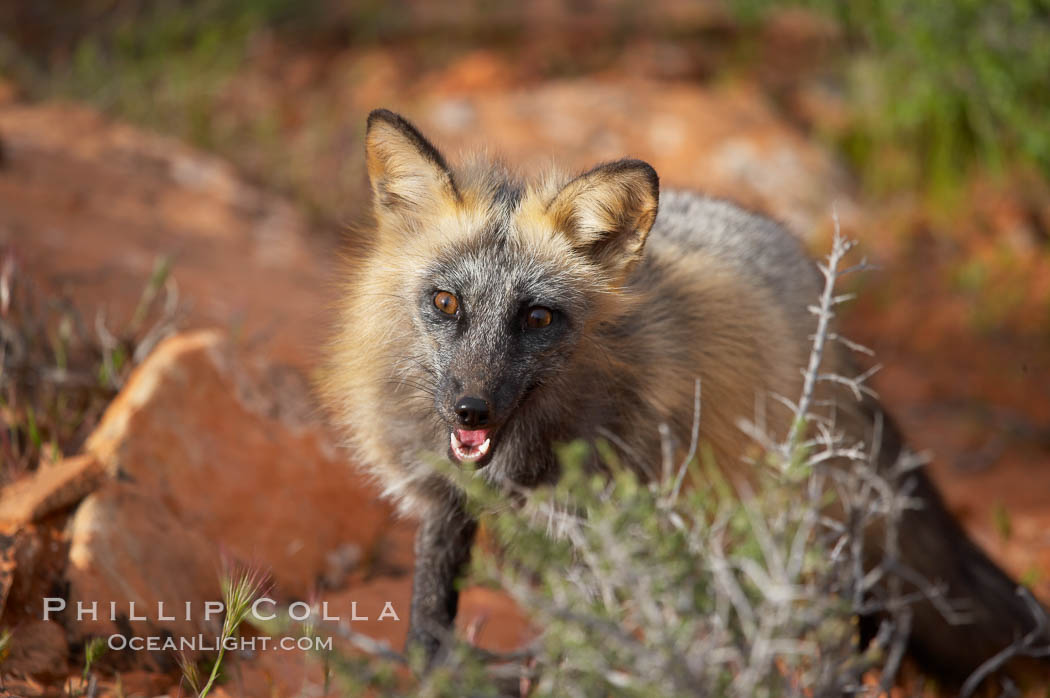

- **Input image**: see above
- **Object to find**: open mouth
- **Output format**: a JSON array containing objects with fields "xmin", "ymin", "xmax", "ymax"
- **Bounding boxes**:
[{"xmin": 450, "ymin": 428, "xmax": 493, "ymax": 466}]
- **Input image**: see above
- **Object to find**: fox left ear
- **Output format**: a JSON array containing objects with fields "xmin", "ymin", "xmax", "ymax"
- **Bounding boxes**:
[
  {"xmin": 546, "ymin": 159, "xmax": 659, "ymax": 278},
  {"xmin": 365, "ymin": 109, "xmax": 460, "ymax": 220}
]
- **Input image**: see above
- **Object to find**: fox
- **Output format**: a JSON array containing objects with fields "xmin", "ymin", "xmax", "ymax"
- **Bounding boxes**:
[{"xmin": 321, "ymin": 108, "xmax": 1049, "ymax": 685}]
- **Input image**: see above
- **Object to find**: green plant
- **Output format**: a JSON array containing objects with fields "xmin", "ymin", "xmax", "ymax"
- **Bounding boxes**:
[
  {"xmin": 179, "ymin": 561, "xmax": 270, "ymax": 698},
  {"xmin": 0, "ymin": 249, "xmax": 179, "ymax": 479},
  {"xmin": 83, "ymin": 637, "xmax": 107, "ymax": 680},
  {"xmin": 63, "ymin": 637, "xmax": 108, "ymax": 697},
  {"xmin": 0, "ymin": 627, "xmax": 11, "ymax": 664},
  {"xmin": 735, "ymin": 0, "xmax": 1050, "ymax": 197}
]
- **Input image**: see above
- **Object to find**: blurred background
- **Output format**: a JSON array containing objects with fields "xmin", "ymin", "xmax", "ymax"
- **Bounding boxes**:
[{"xmin": 0, "ymin": 0, "xmax": 1048, "ymax": 694}]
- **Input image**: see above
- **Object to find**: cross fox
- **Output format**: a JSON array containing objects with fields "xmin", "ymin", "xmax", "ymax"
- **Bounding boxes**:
[{"xmin": 321, "ymin": 108, "xmax": 1048, "ymax": 683}]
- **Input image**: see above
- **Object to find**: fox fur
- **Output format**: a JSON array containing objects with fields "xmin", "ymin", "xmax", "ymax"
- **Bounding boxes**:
[{"xmin": 321, "ymin": 109, "xmax": 1049, "ymax": 682}]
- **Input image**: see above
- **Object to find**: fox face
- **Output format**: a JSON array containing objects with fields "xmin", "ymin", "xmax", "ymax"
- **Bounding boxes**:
[
  {"xmin": 341, "ymin": 109, "xmax": 660, "ymax": 485},
  {"xmin": 415, "ymin": 236, "xmax": 588, "ymax": 467}
]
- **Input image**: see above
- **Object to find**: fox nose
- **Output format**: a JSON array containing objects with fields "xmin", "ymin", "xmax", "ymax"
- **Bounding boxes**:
[{"xmin": 454, "ymin": 396, "xmax": 490, "ymax": 427}]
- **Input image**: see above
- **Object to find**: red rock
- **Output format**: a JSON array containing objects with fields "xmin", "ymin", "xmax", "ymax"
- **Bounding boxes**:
[
  {"xmin": 0, "ymin": 525, "xmax": 43, "ymax": 619},
  {"xmin": 458, "ymin": 586, "xmax": 534, "ymax": 653},
  {"xmin": 65, "ymin": 479, "xmax": 221, "ymax": 664},
  {"xmin": 0, "ymin": 78, "xmax": 18, "ymax": 105},
  {"xmin": 0, "ymin": 454, "xmax": 106, "ymax": 528},
  {"xmin": 0, "ymin": 102, "xmax": 335, "ymax": 370},
  {"xmin": 1, "ymin": 619, "xmax": 68, "ymax": 679},
  {"xmin": 82, "ymin": 329, "xmax": 396, "ymax": 600},
  {"xmin": 92, "ymin": 670, "xmax": 173, "ymax": 697},
  {"xmin": 313, "ymin": 576, "xmax": 532, "ymax": 656}
]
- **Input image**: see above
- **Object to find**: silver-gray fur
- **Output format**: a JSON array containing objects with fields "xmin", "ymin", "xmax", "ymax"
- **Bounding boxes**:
[{"xmin": 320, "ymin": 109, "xmax": 1050, "ymax": 684}]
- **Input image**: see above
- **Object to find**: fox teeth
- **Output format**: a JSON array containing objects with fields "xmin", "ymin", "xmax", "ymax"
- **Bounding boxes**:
[{"xmin": 450, "ymin": 432, "xmax": 491, "ymax": 462}]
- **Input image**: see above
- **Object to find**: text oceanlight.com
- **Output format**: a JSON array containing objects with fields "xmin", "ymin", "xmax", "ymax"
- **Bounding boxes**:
[{"xmin": 108, "ymin": 634, "xmax": 334, "ymax": 652}]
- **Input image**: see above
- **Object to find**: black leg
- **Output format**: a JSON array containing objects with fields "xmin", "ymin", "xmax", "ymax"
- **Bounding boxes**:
[{"xmin": 406, "ymin": 496, "xmax": 478, "ymax": 668}]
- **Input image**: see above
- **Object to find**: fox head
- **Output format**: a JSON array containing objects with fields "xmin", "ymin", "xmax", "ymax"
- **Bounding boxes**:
[{"xmin": 335, "ymin": 109, "xmax": 659, "ymax": 483}]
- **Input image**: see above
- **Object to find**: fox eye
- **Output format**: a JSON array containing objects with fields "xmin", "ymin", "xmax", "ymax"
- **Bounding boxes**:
[
  {"xmin": 433, "ymin": 291, "xmax": 459, "ymax": 316},
  {"xmin": 526, "ymin": 306, "xmax": 553, "ymax": 329}
]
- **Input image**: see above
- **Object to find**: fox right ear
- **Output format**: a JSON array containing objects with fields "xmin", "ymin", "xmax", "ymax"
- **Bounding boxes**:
[
  {"xmin": 365, "ymin": 109, "xmax": 460, "ymax": 220},
  {"xmin": 546, "ymin": 159, "xmax": 659, "ymax": 279}
]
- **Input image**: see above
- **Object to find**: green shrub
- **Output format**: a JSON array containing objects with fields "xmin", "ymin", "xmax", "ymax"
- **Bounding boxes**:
[{"xmin": 736, "ymin": 0, "xmax": 1050, "ymax": 195}]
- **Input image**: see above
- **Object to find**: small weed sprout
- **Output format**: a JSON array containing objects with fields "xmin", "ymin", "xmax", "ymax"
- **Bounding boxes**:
[
  {"xmin": 64, "ymin": 637, "xmax": 107, "ymax": 698},
  {"xmin": 176, "ymin": 650, "xmax": 203, "ymax": 697},
  {"xmin": 81, "ymin": 637, "xmax": 106, "ymax": 690},
  {"xmin": 0, "ymin": 627, "xmax": 10, "ymax": 691},
  {"xmin": 82, "ymin": 636, "xmax": 106, "ymax": 681},
  {"xmin": 180, "ymin": 561, "xmax": 270, "ymax": 698}
]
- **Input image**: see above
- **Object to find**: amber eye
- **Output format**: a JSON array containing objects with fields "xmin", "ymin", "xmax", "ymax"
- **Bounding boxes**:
[
  {"xmin": 433, "ymin": 291, "xmax": 459, "ymax": 316},
  {"xmin": 526, "ymin": 306, "xmax": 553, "ymax": 329}
]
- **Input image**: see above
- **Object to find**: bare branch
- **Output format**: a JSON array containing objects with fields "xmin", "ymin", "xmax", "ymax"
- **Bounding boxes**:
[{"xmin": 961, "ymin": 588, "xmax": 1050, "ymax": 697}]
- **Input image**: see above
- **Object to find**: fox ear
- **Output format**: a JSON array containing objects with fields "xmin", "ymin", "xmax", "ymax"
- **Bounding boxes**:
[
  {"xmin": 547, "ymin": 159, "xmax": 659, "ymax": 278},
  {"xmin": 365, "ymin": 109, "xmax": 460, "ymax": 218}
]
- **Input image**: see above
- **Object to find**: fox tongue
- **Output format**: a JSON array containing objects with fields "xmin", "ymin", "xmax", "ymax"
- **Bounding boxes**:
[{"xmin": 455, "ymin": 428, "xmax": 489, "ymax": 447}]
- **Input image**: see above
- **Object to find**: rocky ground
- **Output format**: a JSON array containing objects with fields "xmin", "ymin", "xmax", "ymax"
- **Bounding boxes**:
[{"xmin": 0, "ymin": 29, "xmax": 1048, "ymax": 697}]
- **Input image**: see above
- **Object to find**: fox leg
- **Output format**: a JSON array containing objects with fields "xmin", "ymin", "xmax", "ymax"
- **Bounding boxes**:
[{"xmin": 406, "ymin": 497, "xmax": 478, "ymax": 667}]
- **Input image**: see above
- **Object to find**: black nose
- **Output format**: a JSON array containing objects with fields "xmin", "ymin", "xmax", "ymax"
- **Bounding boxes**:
[{"xmin": 454, "ymin": 396, "xmax": 490, "ymax": 427}]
